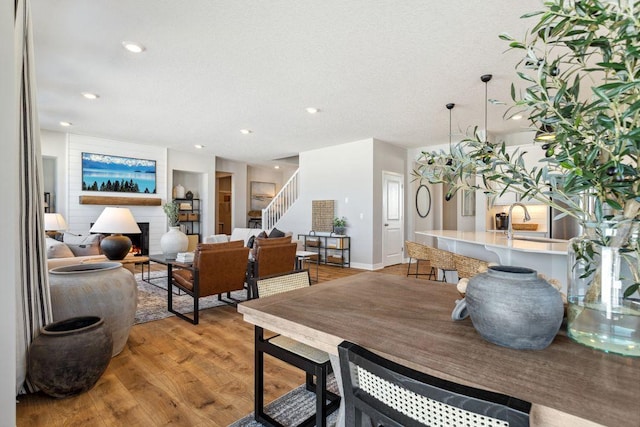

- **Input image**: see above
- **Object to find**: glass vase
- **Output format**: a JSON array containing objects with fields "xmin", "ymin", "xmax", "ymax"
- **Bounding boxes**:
[{"xmin": 567, "ymin": 220, "xmax": 640, "ymax": 356}]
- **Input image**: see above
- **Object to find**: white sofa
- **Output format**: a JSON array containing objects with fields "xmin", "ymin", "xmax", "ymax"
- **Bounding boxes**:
[
  {"xmin": 204, "ymin": 228, "xmax": 303, "ymax": 250},
  {"xmin": 44, "ymin": 234, "xmax": 139, "ymax": 271}
]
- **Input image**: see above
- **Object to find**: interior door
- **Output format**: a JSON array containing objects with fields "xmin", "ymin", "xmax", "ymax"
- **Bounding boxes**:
[{"xmin": 382, "ymin": 172, "xmax": 404, "ymax": 266}]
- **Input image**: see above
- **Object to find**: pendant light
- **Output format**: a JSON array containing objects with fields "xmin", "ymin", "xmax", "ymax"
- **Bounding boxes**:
[
  {"xmin": 446, "ymin": 103, "xmax": 455, "ymax": 166},
  {"xmin": 481, "ymin": 74, "xmax": 492, "ymax": 144}
]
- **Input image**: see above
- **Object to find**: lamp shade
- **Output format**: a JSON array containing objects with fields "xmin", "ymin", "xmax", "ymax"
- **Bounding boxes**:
[
  {"xmin": 89, "ymin": 207, "xmax": 141, "ymax": 234},
  {"xmin": 44, "ymin": 213, "xmax": 68, "ymax": 231}
]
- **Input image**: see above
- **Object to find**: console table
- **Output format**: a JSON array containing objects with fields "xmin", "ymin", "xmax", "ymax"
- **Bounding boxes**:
[{"xmin": 297, "ymin": 234, "xmax": 350, "ymax": 267}]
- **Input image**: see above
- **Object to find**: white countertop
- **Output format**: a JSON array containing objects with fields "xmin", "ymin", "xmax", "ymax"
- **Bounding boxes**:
[{"xmin": 416, "ymin": 230, "xmax": 569, "ymax": 255}]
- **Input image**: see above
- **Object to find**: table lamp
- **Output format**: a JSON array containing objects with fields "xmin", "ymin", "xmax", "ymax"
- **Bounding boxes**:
[
  {"xmin": 89, "ymin": 207, "xmax": 141, "ymax": 260},
  {"xmin": 44, "ymin": 213, "xmax": 68, "ymax": 232}
]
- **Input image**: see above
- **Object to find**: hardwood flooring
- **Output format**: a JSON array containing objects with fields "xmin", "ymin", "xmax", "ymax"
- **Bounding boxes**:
[{"xmin": 16, "ymin": 262, "xmax": 435, "ymax": 426}]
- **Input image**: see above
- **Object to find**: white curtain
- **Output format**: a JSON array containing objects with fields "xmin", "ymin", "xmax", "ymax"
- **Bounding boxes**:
[{"xmin": 15, "ymin": 0, "xmax": 52, "ymax": 394}]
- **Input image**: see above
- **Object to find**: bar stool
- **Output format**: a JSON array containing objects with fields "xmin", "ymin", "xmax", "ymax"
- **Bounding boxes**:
[
  {"xmin": 427, "ymin": 246, "xmax": 457, "ymax": 282},
  {"xmin": 405, "ymin": 241, "xmax": 435, "ymax": 279},
  {"xmin": 454, "ymin": 253, "xmax": 489, "ymax": 280}
]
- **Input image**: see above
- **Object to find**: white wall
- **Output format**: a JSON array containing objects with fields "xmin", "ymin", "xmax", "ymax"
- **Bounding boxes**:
[
  {"xmin": 65, "ymin": 134, "xmax": 167, "ymax": 253},
  {"xmin": 38, "ymin": 134, "xmax": 220, "ymax": 253},
  {"xmin": 216, "ymin": 158, "xmax": 248, "ymax": 231},
  {"xmin": 278, "ymin": 139, "xmax": 375, "ymax": 268},
  {"xmin": 2, "ymin": 0, "xmax": 17, "ymax": 422}
]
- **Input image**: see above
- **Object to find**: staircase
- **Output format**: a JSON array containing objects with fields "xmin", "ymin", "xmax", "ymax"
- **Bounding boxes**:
[{"xmin": 262, "ymin": 169, "xmax": 299, "ymax": 230}]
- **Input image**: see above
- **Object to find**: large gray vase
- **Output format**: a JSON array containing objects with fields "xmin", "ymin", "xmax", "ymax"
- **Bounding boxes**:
[
  {"xmin": 49, "ymin": 262, "xmax": 137, "ymax": 356},
  {"xmin": 466, "ymin": 265, "xmax": 564, "ymax": 350}
]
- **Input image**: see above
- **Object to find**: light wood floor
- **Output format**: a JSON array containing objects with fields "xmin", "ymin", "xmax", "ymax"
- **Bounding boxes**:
[{"xmin": 17, "ymin": 261, "xmax": 435, "ymax": 426}]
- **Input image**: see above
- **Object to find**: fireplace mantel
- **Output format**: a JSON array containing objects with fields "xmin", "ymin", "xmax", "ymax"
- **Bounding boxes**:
[{"xmin": 79, "ymin": 195, "xmax": 162, "ymax": 206}]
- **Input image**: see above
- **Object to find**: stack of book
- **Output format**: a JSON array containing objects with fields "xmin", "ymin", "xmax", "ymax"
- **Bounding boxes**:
[{"xmin": 176, "ymin": 252, "xmax": 194, "ymax": 263}]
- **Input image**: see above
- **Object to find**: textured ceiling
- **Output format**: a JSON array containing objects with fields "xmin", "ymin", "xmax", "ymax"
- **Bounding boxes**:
[{"xmin": 32, "ymin": 0, "xmax": 543, "ymax": 166}]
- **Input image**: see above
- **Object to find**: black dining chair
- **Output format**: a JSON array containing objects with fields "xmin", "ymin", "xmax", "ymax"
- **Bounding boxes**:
[
  {"xmin": 250, "ymin": 270, "xmax": 340, "ymax": 427},
  {"xmin": 338, "ymin": 341, "xmax": 531, "ymax": 427}
]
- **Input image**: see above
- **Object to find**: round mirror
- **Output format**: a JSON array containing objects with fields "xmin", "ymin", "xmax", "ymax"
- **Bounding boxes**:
[{"xmin": 416, "ymin": 184, "xmax": 431, "ymax": 218}]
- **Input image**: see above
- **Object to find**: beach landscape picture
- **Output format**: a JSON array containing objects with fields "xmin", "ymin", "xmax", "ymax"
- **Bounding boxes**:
[{"xmin": 82, "ymin": 152, "xmax": 157, "ymax": 194}]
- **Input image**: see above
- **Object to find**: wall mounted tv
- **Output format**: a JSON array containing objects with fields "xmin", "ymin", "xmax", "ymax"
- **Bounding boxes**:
[{"xmin": 82, "ymin": 152, "xmax": 157, "ymax": 194}]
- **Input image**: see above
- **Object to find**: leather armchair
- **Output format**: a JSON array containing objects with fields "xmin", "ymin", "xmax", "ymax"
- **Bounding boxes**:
[
  {"xmin": 169, "ymin": 243, "xmax": 250, "ymax": 324},
  {"xmin": 254, "ymin": 241, "xmax": 297, "ymax": 278}
]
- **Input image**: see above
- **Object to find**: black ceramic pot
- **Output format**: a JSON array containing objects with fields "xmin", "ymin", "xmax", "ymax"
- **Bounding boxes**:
[{"xmin": 28, "ymin": 316, "xmax": 113, "ymax": 398}]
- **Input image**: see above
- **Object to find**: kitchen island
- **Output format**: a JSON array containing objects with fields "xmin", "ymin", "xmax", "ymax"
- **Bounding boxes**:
[{"xmin": 416, "ymin": 230, "xmax": 570, "ymax": 292}]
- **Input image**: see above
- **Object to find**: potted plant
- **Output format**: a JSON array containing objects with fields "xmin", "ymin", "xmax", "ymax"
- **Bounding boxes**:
[
  {"xmin": 416, "ymin": 0, "xmax": 639, "ymax": 356},
  {"xmin": 162, "ymin": 201, "xmax": 180, "ymax": 227},
  {"xmin": 333, "ymin": 216, "xmax": 347, "ymax": 235},
  {"xmin": 160, "ymin": 201, "xmax": 188, "ymax": 259}
]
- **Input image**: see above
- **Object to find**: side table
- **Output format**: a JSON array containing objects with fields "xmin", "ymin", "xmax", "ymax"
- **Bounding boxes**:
[{"xmin": 296, "ymin": 250, "xmax": 319, "ymax": 283}]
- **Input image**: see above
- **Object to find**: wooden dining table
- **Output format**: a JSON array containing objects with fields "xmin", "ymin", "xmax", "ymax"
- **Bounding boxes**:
[{"xmin": 238, "ymin": 272, "xmax": 639, "ymax": 427}]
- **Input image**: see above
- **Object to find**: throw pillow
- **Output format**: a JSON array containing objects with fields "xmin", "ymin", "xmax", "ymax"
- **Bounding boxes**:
[
  {"xmin": 46, "ymin": 237, "xmax": 75, "ymax": 259},
  {"xmin": 257, "ymin": 230, "xmax": 267, "ymax": 239},
  {"xmin": 268, "ymin": 227, "xmax": 285, "ymax": 238},
  {"xmin": 63, "ymin": 233, "xmax": 103, "ymax": 256},
  {"xmin": 247, "ymin": 235, "xmax": 256, "ymax": 248}
]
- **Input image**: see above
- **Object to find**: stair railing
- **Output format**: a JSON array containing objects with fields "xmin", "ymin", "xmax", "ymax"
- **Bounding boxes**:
[{"xmin": 262, "ymin": 169, "xmax": 299, "ymax": 230}]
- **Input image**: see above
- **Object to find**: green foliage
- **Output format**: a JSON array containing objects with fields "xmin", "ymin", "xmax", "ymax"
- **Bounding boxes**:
[
  {"xmin": 416, "ymin": 0, "xmax": 640, "ymax": 225},
  {"xmin": 333, "ymin": 216, "xmax": 347, "ymax": 228},
  {"xmin": 163, "ymin": 201, "xmax": 180, "ymax": 227},
  {"xmin": 415, "ymin": 0, "xmax": 640, "ymax": 299}
]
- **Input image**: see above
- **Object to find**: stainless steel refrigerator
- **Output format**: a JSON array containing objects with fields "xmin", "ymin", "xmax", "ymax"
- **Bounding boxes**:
[{"xmin": 549, "ymin": 205, "xmax": 581, "ymax": 240}]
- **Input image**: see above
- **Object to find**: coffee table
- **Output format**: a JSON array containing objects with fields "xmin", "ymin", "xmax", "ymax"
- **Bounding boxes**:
[{"xmin": 81, "ymin": 254, "xmax": 149, "ymax": 274}]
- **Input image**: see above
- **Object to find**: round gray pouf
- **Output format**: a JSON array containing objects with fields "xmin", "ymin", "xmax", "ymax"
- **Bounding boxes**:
[
  {"xmin": 28, "ymin": 316, "xmax": 113, "ymax": 398},
  {"xmin": 466, "ymin": 265, "xmax": 564, "ymax": 350},
  {"xmin": 49, "ymin": 262, "xmax": 137, "ymax": 356}
]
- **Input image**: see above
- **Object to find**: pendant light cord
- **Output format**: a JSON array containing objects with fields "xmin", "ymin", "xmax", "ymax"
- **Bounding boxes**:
[{"xmin": 481, "ymin": 74, "xmax": 492, "ymax": 144}]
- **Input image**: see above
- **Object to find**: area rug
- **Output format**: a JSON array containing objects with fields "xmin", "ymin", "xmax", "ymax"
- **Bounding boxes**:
[
  {"xmin": 228, "ymin": 374, "xmax": 339, "ymax": 427},
  {"xmin": 134, "ymin": 271, "xmax": 248, "ymax": 324}
]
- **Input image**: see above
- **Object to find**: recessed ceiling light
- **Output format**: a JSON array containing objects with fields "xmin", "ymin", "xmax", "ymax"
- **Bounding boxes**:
[
  {"xmin": 59, "ymin": 121, "xmax": 72, "ymax": 127},
  {"xmin": 306, "ymin": 107, "xmax": 319, "ymax": 114},
  {"xmin": 274, "ymin": 165, "xmax": 280, "ymax": 169},
  {"xmin": 511, "ymin": 114, "xmax": 523, "ymax": 120},
  {"xmin": 81, "ymin": 92, "xmax": 99, "ymax": 100},
  {"xmin": 122, "ymin": 41, "xmax": 145, "ymax": 53},
  {"xmin": 240, "ymin": 129, "xmax": 252, "ymax": 135},
  {"xmin": 194, "ymin": 144, "xmax": 205, "ymax": 149}
]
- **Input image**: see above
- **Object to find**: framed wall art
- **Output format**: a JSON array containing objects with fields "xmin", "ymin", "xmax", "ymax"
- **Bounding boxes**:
[
  {"xmin": 82, "ymin": 152, "xmax": 157, "ymax": 194},
  {"xmin": 250, "ymin": 181, "xmax": 276, "ymax": 210}
]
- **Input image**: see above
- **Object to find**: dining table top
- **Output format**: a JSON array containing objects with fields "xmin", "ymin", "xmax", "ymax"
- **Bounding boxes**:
[{"xmin": 238, "ymin": 272, "xmax": 640, "ymax": 427}]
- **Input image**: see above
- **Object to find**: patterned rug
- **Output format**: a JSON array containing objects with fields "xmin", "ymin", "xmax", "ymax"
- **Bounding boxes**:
[
  {"xmin": 228, "ymin": 374, "xmax": 339, "ymax": 427},
  {"xmin": 134, "ymin": 271, "xmax": 249, "ymax": 324}
]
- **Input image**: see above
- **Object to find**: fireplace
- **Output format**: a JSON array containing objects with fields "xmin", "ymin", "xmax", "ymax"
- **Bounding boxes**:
[
  {"xmin": 128, "ymin": 222, "xmax": 149, "ymax": 255},
  {"xmin": 91, "ymin": 222, "xmax": 149, "ymax": 256}
]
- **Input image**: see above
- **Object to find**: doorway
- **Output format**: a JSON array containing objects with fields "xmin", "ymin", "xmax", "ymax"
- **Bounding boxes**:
[
  {"xmin": 382, "ymin": 171, "xmax": 404, "ymax": 266},
  {"xmin": 216, "ymin": 173, "xmax": 232, "ymax": 235}
]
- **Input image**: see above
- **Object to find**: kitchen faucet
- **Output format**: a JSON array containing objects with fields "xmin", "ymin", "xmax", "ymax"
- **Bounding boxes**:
[{"xmin": 506, "ymin": 202, "xmax": 531, "ymax": 240}]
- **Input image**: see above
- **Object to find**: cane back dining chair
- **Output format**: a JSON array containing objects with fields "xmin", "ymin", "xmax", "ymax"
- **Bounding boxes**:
[
  {"xmin": 405, "ymin": 241, "xmax": 436, "ymax": 279},
  {"xmin": 338, "ymin": 341, "xmax": 531, "ymax": 427},
  {"xmin": 251, "ymin": 270, "xmax": 340, "ymax": 427}
]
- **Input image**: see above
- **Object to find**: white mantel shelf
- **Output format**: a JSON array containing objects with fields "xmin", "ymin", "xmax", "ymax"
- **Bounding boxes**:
[{"xmin": 416, "ymin": 230, "xmax": 570, "ymax": 292}]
